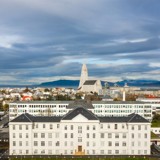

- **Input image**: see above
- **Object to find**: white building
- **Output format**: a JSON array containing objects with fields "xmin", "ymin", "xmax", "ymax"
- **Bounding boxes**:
[
  {"xmin": 9, "ymin": 100, "xmax": 152, "ymax": 121},
  {"xmin": 9, "ymin": 106, "xmax": 150, "ymax": 155},
  {"xmin": 137, "ymin": 98, "xmax": 160, "ymax": 113}
]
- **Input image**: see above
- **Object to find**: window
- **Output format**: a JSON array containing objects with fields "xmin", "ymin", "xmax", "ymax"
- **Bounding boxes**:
[
  {"xmin": 57, "ymin": 124, "xmax": 59, "ymax": 128},
  {"xmin": 13, "ymin": 141, "xmax": 16, "ymax": 146},
  {"xmin": 78, "ymin": 137, "xmax": 82, "ymax": 142},
  {"xmin": 101, "ymin": 141, "xmax": 104, "ymax": 146},
  {"xmin": 48, "ymin": 141, "xmax": 52, "ymax": 146},
  {"xmin": 41, "ymin": 141, "xmax": 45, "ymax": 146},
  {"xmin": 138, "ymin": 125, "xmax": 141, "ymax": 130},
  {"xmin": 48, "ymin": 150, "xmax": 52, "ymax": 154},
  {"xmin": 50, "ymin": 124, "xmax": 53, "ymax": 129},
  {"xmin": 93, "ymin": 125, "xmax": 96, "ymax": 130},
  {"xmin": 71, "ymin": 133, "xmax": 73, "ymax": 138},
  {"xmin": 144, "ymin": 133, "xmax": 147, "ymax": 138},
  {"xmin": 26, "ymin": 125, "xmax": 28, "ymax": 130},
  {"xmin": 131, "ymin": 125, "xmax": 134, "ymax": 130},
  {"xmin": 26, "ymin": 141, "xmax": 28, "ymax": 146},
  {"xmin": 19, "ymin": 133, "xmax": 22, "ymax": 138},
  {"xmin": 19, "ymin": 141, "xmax": 22, "ymax": 146},
  {"xmin": 19, "ymin": 150, "xmax": 22, "ymax": 154},
  {"xmin": 43, "ymin": 124, "xmax": 45, "ymax": 128},
  {"xmin": 55, "ymin": 133, "xmax": 59, "ymax": 138},
  {"xmin": 108, "ymin": 150, "xmax": 112, "ymax": 154},
  {"xmin": 87, "ymin": 141, "xmax": 89, "ymax": 146},
  {"xmin": 13, "ymin": 133, "xmax": 15, "ymax": 138},
  {"xmin": 101, "ymin": 133, "xmax": 104, "ymax": 138},
  {"xmin": 108, "ymin": 124, "xmax": 110, "ymax": 129},
  {"xmin": 78, "ymin": 126, "xmax": 82, "ymax": 133},
  {"xmin": 92, "ymin": 150, "xmax": 95, "ymax": 154},
  {"xmin": 115, "ymin": 133, "xmax": 119, "ymax": 138},
  {"xmin": 145, "ymin": 125, "xmax": 147, "ymax": 130},
  {"xmin": 115, "ymin": 124, "xmax": 118, "ymax": 129},
  {"xmin": 115, "ymin": 150, "xmax": 119, "ymax": 154},
  {"xmin": 138, "ymin": 141, "xmax": 141, "ymax": 147},
  {"xmin": 64, "ymin": 141, "xmax": 67, "ymax": 146},
  {"xmin": 36, "ymin": 124, "xmax": 38, "ymax": 128},
  {"xmin": 87, "ymin": 125, "xmax": 89, "ymax": 130},
  {"xmin": 108, "ymin": 133, "xmax": 112, "ymax": 138},
  {"xmin": 65, "ymin": 133, "xmax": 67, "ymax": 138},
  {"xmin": 34, "ymin": 133, "xmax": 38, "ymax": 138},
  {"xmin": 100, "ymin": 124, "xmax": 103, "ymax": 129},
  {"xmin": 64, "ymin": 125, "xmax": 67, "ymax": 130},
  {"xmin": 13, "ymin": 125, "xmax": 15, "ymax": 130},
  {"xmin": 122, "ymin": 124, "xmax": 125, "ymax": 129},
  {"xmin": 100, "ymin": 150, "xmax": 104, "ymax": 154},
  {"xmin": 34, "ymin": 141, "xmax": 38, "ymax": 146},
  {"xmin": 48, "ymin": 133, "xmax": 52, "ymax": 138},
  {"xmin": 132, "ymin": 142, "xmax": 134, "ymax": 146},
  {"xmin": 132, "ymin": 133, "xmax": 134, "ymax": 138},
  {"xmin": 19, "ymin": 125, "xmax": 22, "ymax": 130},
  {"xmin": 56, "ymin": 141, "xmax": 60, "ymax": 146},
  {"xmin": 122, "ymin": 142, "xmax": 126, "ymax": 146},
  {"xmin": 41, "ymin": 133, "xmax": 45, "ymax": 138},
  {"xmin": 87, "ymin": 133, "xmax": 89, "ymax": 138},
  {"xmin": 26, "ymin": 133, "xmax": 28, "ymax": 138},
  {"xmin": 70, "ymin": 141, "xmax": 73, "ymax": 146},
  {"xmin": 34, "ymin": 150, "xmax": 38, "ymax": 154},
  {"xmin": 71, "ymin": 125, "xmax": 73, "ymax": 130},
  {"xmin": 108, "ymin": 141, "xmax": 112, "ymax": 146},
  {"xmin": 41, "ymin": 150, "xmax": 45, "ymax": 154},
  {"xmin": 115, "ymin": 142, "xmax": 119, "ymax": 146},
  {"xmin": 123, "ymin": 133, "xmax": 126, "ymax": 138},
  {"xmin": 26, "ymin": 150, "xmax": 29, "ymax": 154},
  {"xmin": 93, "ymin": 133, "xmax": 96, "ymax": 138}
]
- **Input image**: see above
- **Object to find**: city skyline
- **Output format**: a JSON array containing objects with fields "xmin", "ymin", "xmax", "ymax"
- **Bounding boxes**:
[{"xmin": 1, "ymin": 0, "xmax": 160, "ymax": 84}]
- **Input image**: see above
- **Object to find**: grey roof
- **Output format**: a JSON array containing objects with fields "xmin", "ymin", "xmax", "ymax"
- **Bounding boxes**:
[
  {"xmin": 10, "ymin": 113, "xmax": 62, "ymax": 123},
  {"xmin": 67, "ymin": 100, "xmax": 94, "ymax": 109},
  {"xmin": 99, "ymin": 113, "xmax": 149, "ymax": 123},
  {"xmin": 83, "ymin": 80, "xmax": 97, "ymax": 85},
  {"xmin": 92, "ymin": 101, "xmax": 148, "ymax": 104},
  {"xmin": 10, "ymin": 101, "xmax": 71, "ymax": 104},
  {"xmin": 62, "ymin": 107, "xmax": 99, "ymax": 120}
]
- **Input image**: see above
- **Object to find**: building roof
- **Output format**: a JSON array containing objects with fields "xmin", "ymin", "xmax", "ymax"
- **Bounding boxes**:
[
  {"xmin": 83, "ymin": 80, "xmax": 97, "ymax": 85},
  {"xmin": 10, "ymin": 113, "xmax": 62, "ymax": 123},
  {"xmin": 67, "ymin": 100, "xmax": 94, "ymax": 109},
  {"xmin": 62, "ymin": 107, "xmax": 98, "ymax": 120},
  {"xmin": 10, "ymin": 107, "xmax": 149, "ymax": 123},
  {"xmin": 99, "ymin": 113, "xmax": 149, "ymax": 123}
]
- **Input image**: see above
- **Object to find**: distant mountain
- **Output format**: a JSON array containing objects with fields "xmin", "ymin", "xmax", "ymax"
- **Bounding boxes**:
[
  {"xmin": 39, "ymin": 79, "xmax": 160, "ymax": 88},
  {"xmin": 40, "ymin": 80, "xmax": 80, "ymax": 87}
]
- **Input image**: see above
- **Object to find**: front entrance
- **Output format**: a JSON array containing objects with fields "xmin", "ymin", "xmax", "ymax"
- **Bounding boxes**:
[{"xmin": 78, "ymin": 146, "xmax": 82, "ymax": 152}]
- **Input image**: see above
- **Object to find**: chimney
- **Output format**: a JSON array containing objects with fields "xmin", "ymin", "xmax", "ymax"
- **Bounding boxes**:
[{"xmin": 123, "ymin": 90, "xmax": 126, "ymax": 101}]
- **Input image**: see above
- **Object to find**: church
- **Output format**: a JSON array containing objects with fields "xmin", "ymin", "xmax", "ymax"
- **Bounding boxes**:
[{"xmin": 78, "ymin": 64, "xmax": 102, "ymax": 94}]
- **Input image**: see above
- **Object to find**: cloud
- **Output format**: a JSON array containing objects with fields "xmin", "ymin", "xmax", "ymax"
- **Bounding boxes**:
[{"xmin": 0, "ymin": 0, "xmax": 160, "ymax": 84}]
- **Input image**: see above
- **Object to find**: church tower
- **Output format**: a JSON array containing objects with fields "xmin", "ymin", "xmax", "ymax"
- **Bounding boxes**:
[{"xmin": 78, "ymin": 64, "xmax": 88, "ymax": 89}]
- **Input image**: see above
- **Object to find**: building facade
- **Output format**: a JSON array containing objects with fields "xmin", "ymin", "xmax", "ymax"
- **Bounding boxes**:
[
  {"xmin": 9, "ymin": 100, "xmax": 152, "ymax": 121},
  {"xmin": 9, "ymin": 107, "xmax": 150, "ymax": 155}
]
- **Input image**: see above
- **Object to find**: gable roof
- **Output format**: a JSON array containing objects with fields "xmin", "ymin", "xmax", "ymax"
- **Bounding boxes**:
[
  {"xmin": 83, "ymin": 80, "xmax": 97, "ymax": 85},
  {"xmin": 67, "ymin": 100, "xmax": 94, "ymax": 109},
  {"xmin": 62, "ymin": 107, "xmax": 99, "ymax": 120},
  {"xmin": 10, "ymin": 113, "xmax": 33, "ymax": 122},
  {"xmin": 99, "ymin": 113, "xmax": 149, "ymax": 123},
  {"xmin": 10, "ymin": 113, "xmax": 62, "ymax": 123}
]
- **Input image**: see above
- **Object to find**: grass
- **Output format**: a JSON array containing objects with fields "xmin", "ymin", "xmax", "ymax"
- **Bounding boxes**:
[{"xmin": 9, "ymin": 157, "xmax": 158, "ymax": 160}]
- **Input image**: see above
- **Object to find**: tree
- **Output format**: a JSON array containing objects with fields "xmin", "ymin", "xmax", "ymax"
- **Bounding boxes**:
[{"xmin": 3, "ymin": 104, "xmax": 9, "ymax": 112}]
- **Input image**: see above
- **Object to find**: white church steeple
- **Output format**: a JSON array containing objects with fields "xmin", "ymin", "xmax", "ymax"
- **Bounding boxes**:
[{"xmin": 78, "ymin": 64, "xmax": 88, "ymax": 89}]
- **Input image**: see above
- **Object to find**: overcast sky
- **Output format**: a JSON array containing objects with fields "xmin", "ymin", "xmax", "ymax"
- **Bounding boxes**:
[{"xmin": 0, "ymin": 0, "xmax": 160, "ymax": 85}]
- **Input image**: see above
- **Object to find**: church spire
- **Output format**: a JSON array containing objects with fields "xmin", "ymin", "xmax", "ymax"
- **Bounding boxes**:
[{"xmin": 78, "ymin": 64, "xmax": 88, "ymax": 89}]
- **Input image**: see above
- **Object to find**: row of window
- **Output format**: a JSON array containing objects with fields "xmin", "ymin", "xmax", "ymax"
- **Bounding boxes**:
[{"xmin": 11, "ymin": 149, "xmax": 148, "ymax": 155}]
